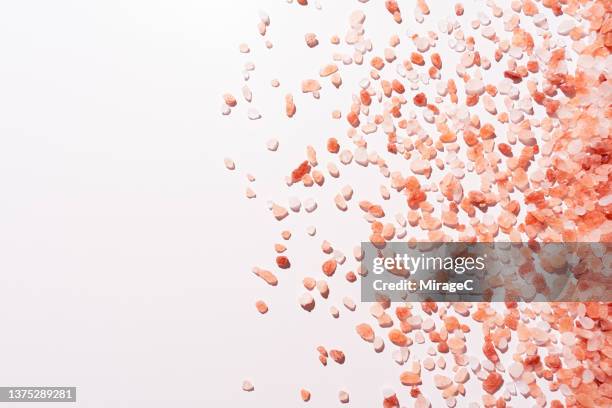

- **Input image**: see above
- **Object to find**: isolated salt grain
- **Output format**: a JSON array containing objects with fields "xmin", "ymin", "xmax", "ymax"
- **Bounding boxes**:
[
  {"xmin": 255, "ymin": 300, "xmax": 268, "ymax": 314},
  {"xmin": 242, "ymin": 85, "xmax": 252, "ymax": 102},
  {"xmin": 300, "ymin": 389, "xmax": 310, "ymax": 402},
  {"xmin": 223, "ymin": 93, "xmax": 237, "ymax": 107},
  {"xmin": 239, "ymin": 43, "xmax": 250, "ymax": 53},
  {"xmin": 339, "ymin": 150, "xmax": 353, "ymax": 165},
  {"xmin": 302, "ymin": 277, "xmax": 316, "ymax": 291},
  {"xmin": 342, "ymin": 296, "xmax": 355, "ymax": 311},
  {"xmin": 304, "ymin": 198, "xmax": 317, "ymax": 213},
  {"xmin": 338, "ymin": 390, "xmax": 349, "ymax": 404},
  {"xmin": 330, "ymin": 349, "xmax": 345, "ymax": 364},
  {"xmin": 242, "ymin": 380, "xmax": 254, "ymax": 392},
  {"xmin": 223, "ymin": 158, "xmax": 235, "ymax": 170},
  {"xmin": 248, "ymin": 108, "xmax": 261, "ymax": 120},
  {"xmin": 305, "ymin": 33, "xmax": 319, "ymax": 48},
  {"xmin": 327, "ymin": 162, "xmax": 339, "ymax": 177},
  {"xmin": 299, "ymin": 293, "xmax": 315, "ymax": 311},
  {"xmin": 302, "ymin": 79, "xmax": 321, "ymax": 93},
  {"xmin": 246, "ymin": 187, "xmax": 256, "ymax": 199},
  {"xmin": 306, "ymin": 225, "xmax": 316, "ymax": 236},
  {"xmin": 335, "ymin": 194, "xmax": 347, "ymax": 211},
  {"xmin": 285, "ymin": 197, "xmax": 300, "ymax": 213},
  {"xmin": 266, "ymin": 138, "xmax": 279, "ymax": 151},
  {"xmin": 285, "ymin": 94, "xmax": 296, "ymax": 117},
  {"xmin": 320, "ymin": 64, "xmax": 338, "ymax": 77},
  {"xmin": 253, "ymin": 267, "xmax": 278, "ymax": 286},
  {"xmin": 272, "ymin": 204, "xmax": 288, "ymax": 220},
  {"xmin": 341, "ymin": 185, "xmax": 353, "ymax": 201}
]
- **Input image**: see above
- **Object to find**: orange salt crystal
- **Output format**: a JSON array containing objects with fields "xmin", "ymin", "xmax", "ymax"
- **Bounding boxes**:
[
  {"xmin": 544, "ymin": 355, "xmax": 561, "ymax": 370},
  {"xmin": 498, "ymin": 143, "xmax": 512, "ymax": 157},
  {"xmin": 300, "ymin": 389, "xmax": 311, "ymax": 402},
  {"xmin": 416, "ymin": 0, "xmax": 429, "ymax": 14},
  {"xmin": 370, "ymin": 233, "xmax": 385, "ymax": 248},
  {"xmin": 413, "ymin": 93, "xmax": 427, "ymax": 107},
  {"xmin": 410, "ymin": 52, "xmax": 424, "ymax": 66},
  {"xmin": 276, "ymin": 255, "xmax": 290, "ymax": 269},
  {"xmin": 329, "ymin": 349, "xmax": 345, "ymax": 364},
  {"xmin": 480, "ymin": 123, "xmax": 496, "ymax": 139},
  {"xmin": 303, "ymin": 277, "xmax": 316, "ymax": 290},
  {"xmin": 371, "ymin": 56, "xmax": 385, "ymax": 70},
  {"xmin": 345, "ymin": 271, "xmax": 356, "ymax": 282},
  {"xmin": 371, "ymin": 221, "xmax": 383, "ymax": 233},
  {"xmin": 368, "ymin": 205, "xmax": 385, "ymax": 218},
  {"xmin": 285, "ymin": 93, "xmax": 296, "ymax": 118},
  {"xmin": 383, "ymin": 393, "xmax": 399, "ymax": 408},
  {"xmin": 391, "ymin": 79, "xmax": 405, "ymax": 94},
  {"xmin": 291, "ymin": 161, "xmax": 311, "ymax": 183},
  {"xmin": 385, "ymin": 0, "xmax": 400, "ymax": 14},
  {"xmin": 483, "ymin": 341, "xmax": 499, "ymax": 362},
  {"xmin": 443, "ymin": 316, "xmax": 460, "ymax": 332},
  {"xmin": 360, "ymin": 89, "xmax": 372, "ymax": 106},
  {"xmin": 431, "ymin": 53, "xmax": 442, "ymax": 69},
  {"xmin": 455, "ymin": 3, "xmax": 464, "ymax": 15},
  {"xmin": 504, "ymin": 70, "xmax": 522, "ymax": 82},
  {"xmin": 347, "ymin": 111, "xmax": 360, "ymax": 128},
  {"xmin": 327, "ymin": 138, "xmax": 339, "ymax": 153},
  {"xmin": 466, "ymin": 94, "xmax": 478, "ymax": 106},
  {"xmin": 322, "ymin": 259, "xmax": 337, "ymax": 276},
  {"xmin": 400, "ymin": 372, "xmax": 421, "ymax": 386},
  {"xmin": 253, "ymin": 268, "xmax": 278, "ymax": 286},
  {"xmin": 396, "ymin": 306, "xmax": 411, "ymax": 321},
  {"xmin": 255, "ymin": 300, "xmax": 268, "ymax": 314},
  {"xmin": 223, "ymin": 93, "xmax": 237, "ymax": 107},
  {"xmin": 356, "ymin": 323, "xmax": 375, "ymax": 342},
  {"xmin": 483, "ymin": 372, "xmax": 503, "ymax": 394},
  {"xmin": 388, "ymin": 329, "xmax": 409, "ymax": 346},
  {"xmin": 527, "ymin": 60, "xmax": 539, "ymax": 73}
]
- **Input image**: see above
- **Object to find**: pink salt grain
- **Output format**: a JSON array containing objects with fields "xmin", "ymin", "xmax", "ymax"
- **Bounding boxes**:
[
  {"xmin": 255, "ymin": 300, "xmax": 268, "ymax": 314},
  {"xmin": 304, "ymin": 33, "xmax": 319, "ymax": 48}
]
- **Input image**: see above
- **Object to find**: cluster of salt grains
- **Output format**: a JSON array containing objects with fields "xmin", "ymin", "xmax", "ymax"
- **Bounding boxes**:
[{"xmin": 223, "ymin": 0, "xmax": 611, "ymax": 406}]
